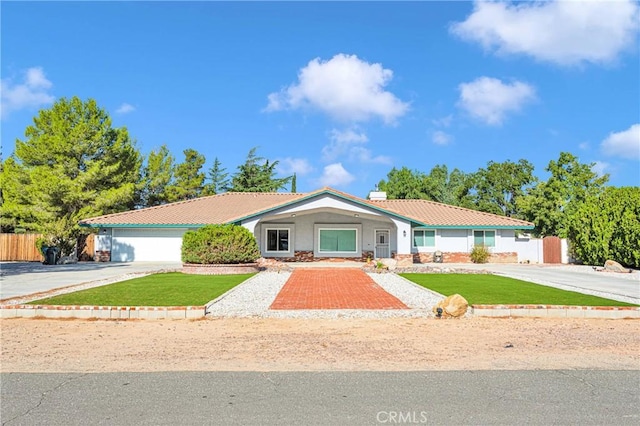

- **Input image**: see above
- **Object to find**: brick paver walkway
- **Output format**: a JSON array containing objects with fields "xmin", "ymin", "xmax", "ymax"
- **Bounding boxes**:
[{"xmin": 270, "ymin": 268, "xmax": 409, "ymax": 310}]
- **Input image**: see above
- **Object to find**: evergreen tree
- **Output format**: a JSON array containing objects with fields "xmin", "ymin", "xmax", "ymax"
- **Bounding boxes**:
[
  {"xmin": 0, "ymin": 97, "xmax": 142, "ymax": 256},
  {"xmin": 567, "ymin": 186, "xmax": 640, "ymax": 267},
  {"xmin": 229, "ymin": 147, "xmax": 291, "ymax": 192},
  {"xmin": 166, "ymin": 148, "xmax": 206, "ymax": 202},
  {"xmin": 139, "ymin": 144, "xmax": 174, "ymax": 207},
  {"xmin": 518, "ymin": 152, "xmax": 609, "ymax": 237},
  {"xmin": 202, "ymin": 157, "xmax": 230, "ymax": 195}
]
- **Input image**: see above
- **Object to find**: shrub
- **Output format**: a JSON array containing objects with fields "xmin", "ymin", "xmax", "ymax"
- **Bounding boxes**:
[
  {"xmin": 181, "ymin": 224, "xmax": 261, "ymax": 264},
  {"xmin": 35, "ymin": 236, "xmax": 51, "ymax": 256},
  {"xmin": 470, "ymin": 245, "xmax": 491, "ymax": 264},
  {"xmin": 567, "ymin": 186, "xmax": 640, "ymax": 268}
]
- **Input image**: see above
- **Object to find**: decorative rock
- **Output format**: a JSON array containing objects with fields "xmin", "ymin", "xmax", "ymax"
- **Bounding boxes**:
[
  {"xmin": 432, "ymin": 294, "xmax": 469, "ymax": 318},
  {"xmin": 380, "ymin": 258, "xmax": 398, "ymax": 271},
  {"xmin": 604, "ymin": 260, "xmax": 631, "ymax": 273}
]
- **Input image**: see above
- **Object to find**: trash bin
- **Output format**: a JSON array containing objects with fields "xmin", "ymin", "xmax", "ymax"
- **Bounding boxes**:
[
  {"xmin": 44, "ymin": 246, "xmax": 59, "ymax": 265},
  {"xmin": 433, "ymin": 250, "xmax": 443, "ymax": 263}
]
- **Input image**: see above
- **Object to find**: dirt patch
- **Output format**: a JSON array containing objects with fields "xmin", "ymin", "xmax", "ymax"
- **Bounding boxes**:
[{"xmin": 1, "ymin": 317, "xmax": 638, "ymax": 372}]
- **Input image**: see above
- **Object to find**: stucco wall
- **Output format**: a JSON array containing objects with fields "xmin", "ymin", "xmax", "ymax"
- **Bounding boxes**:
[
  {"xmin": 410, "ymin": 228, "xmax": 538, "ymax": 264},
  {"xmin": 255, "ymin": 212, "xmax": 396, "ymax": 258}
]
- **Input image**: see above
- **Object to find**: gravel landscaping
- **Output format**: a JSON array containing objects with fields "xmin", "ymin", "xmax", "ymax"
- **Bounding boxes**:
[{"xmin": 205, "ymin": 271, "xmax": 444, "ymax": 318}]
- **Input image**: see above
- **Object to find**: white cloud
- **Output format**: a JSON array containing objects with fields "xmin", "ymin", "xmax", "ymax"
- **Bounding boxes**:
[
  {"xmin": 601, "ymin": 124, "xmax": 640, "ymax": 159},
  {"xmin": 277, "ymin": 157, "xmax": 314, "ymax": 176},
  {"xmin": 1, "ymin": 67, "xmax": 54, "ymax": 119},
  {"xmin": 25, "ymin": 67, "xmax": 52, "ymax": 89},
  {"xmin": 265, "ymin": 53, "xmax": 409, "ymax": 124},
  {"xmin": 321, "ymin": 128, "xmax": 391, "ymax": 165},
  {"xmin": 450, "ymin": 0, "xmax": 640, "ymax": 66},
  {"xmin": 579, "ymin": 142, "xmax": 590, "ymax": 151},
  {"xmin": 432, "ymin": 130, "xmax": 453, "ymax": 146},
  {"xmin": 330, "ymin": 128, "xmax": 369, "ymax": 144},
  {"xmin": 322, "ymin": 128, "xmax": 369, "ymax": 161},
  {"xmin": 348, "ymin": 146, "xmax": 392, "ymax": 165},
  {"xmin": 432, "ymin": 114, "xmax": 453, "ymax": 128},
  {"xmin": 591, "ymin": 161, "xmax": 610, "ymax": 178},
  {"xmin": 318, "ymin": 163, "xmax": 355, "ymax": 187},
  {"xmin": 457, "ymin": 76, "xmax": 536, "ymax": 125},
  {"xmin": 116, "ymin": 103, "xmax": 136, "ymax": 114}
]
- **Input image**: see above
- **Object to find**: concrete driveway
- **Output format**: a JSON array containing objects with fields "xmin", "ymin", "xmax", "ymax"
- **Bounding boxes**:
[
  {"xmin": 0, "ymin": 262, "xmax": 182, "ymax": 301},
  {"xmin": 428, "ymin": 263, "xmax": 639, "ymax": 304}
]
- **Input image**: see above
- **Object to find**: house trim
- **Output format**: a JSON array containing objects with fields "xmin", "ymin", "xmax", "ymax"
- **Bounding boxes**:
[
  {"xmin": 413, "ymin": 225, "xmax": 533, "ymax": 230},
  {"xmin": 80, "ymin": 223, "xmax": 205, "ymax": 229},
  {"xmin": 231, "ymin": 188, "xmax": 428, "ymax": 228}
]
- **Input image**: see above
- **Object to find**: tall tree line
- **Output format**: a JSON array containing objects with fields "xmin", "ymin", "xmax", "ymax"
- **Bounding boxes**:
[
  {"xmin": 375, "ymin": 153, "xmax": 640, "ymax": 267},
  {"xmin": 376, "ymin": 153, "xmax": 609, "ymax": 237},
  {"xmin": 0, "ymin": 97, "xmax": 293, "ymax": 255}
]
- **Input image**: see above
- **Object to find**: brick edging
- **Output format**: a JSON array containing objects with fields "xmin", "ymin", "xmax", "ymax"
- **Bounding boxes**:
[
  {"xmin": 471, "ymin": 304, "xmax": 640, "ymax": 319},
  {"xmin": 2, "ymin": 303, "xmax": 637, "ymax": 320},
  {"xmin": 182, "ymin": 263, "xmax": 260, "ymax": 275},
  {"xmin": 0, "ymin": 304, "xmax": 205, "ymax": 319}
]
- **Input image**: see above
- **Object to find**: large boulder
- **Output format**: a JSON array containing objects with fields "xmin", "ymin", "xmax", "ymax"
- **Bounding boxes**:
[
  {"xmin": 433, "ymin": 294, "xmax": 469, "ymax": 318},
  {"xmin": 604, "ymin": 260, "xmax": 631, "ymax": 273},
  {"xmin": 379, "ymin": 258, "xmax": 398, "ymax": 271}
]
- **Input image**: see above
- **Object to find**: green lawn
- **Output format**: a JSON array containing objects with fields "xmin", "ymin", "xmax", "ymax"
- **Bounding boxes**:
[
  {"xmin": 400, "ymin": 273, "xmax": 637, "ymax": 306},
  {"xmin": 29, "ymin": 272, "xmax": 255, "ymax": 306}
]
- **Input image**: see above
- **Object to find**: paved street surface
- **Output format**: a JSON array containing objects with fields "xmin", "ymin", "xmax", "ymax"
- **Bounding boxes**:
[{"xmin": 2, "ymin": 371, "xmax": 638, "ymax": 425}]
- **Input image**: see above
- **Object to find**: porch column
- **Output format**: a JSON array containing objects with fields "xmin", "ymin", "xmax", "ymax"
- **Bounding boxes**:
[{"xmin": 391, "ymin": 218, "xmax": 413, "ymax": 266}]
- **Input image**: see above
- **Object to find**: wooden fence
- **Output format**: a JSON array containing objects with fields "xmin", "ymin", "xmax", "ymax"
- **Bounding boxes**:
[{"xmin": 0, "ymin": 234, "xmax": 95, "ymax": 262}]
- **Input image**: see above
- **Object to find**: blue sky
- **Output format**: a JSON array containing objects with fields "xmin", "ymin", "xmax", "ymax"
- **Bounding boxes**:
[{"xmin": 2, "ymin": 1, "xmax": 639, "ymax": 198}]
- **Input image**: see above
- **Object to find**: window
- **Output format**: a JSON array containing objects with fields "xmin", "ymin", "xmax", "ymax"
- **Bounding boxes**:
[
  {"xmin": 473, "ymin": 230, "xmax": 495, "ymax": 247},
  {"xmin": 266, "ymin": 229, "xmax": 289, "ymax": 252},
  {"xmin": 413, "ymin": 230, "xmax": 435, "ymax": 247},
  {"xmin": 319, "ymin": 229, "xmax": 357, "ymax": 253}
]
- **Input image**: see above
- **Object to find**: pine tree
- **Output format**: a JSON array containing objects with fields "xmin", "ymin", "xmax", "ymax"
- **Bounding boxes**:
[
  {"xmin": 0, "ymin": 97, "xmax": 142, "ymax": 256},
  {"xmin": 229, "ymin": 147, "xmax": 291, "ymax": 192},
  {"xmin": 165, "ymin": 148, "xmax": 206, "ymax": 202},
  {"xmin": 202, "ymin": 157, "xmax": 230, "ymax": 195}
]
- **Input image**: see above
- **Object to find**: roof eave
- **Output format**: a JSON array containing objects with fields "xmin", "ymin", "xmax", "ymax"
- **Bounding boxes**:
[
  {"xmin": 79, "ymin": 223, "xmax": 206, "ymax": 228},
  {"xmin": 230, "ymin": 188, "xmax": 429, "ymax": 227},
  {"xmin": 414, "ymin": 224, "xmax": 535, "ymax": 230}
]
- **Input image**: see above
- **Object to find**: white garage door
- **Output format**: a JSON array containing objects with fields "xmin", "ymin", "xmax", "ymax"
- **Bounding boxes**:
[{"xmin": 112, "ymin": 228, "xmax": 188, "ymax": 262}]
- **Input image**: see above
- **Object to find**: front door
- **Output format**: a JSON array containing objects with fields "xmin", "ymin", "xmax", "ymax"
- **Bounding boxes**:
[{"xmin": 375, "ymin": 230, "xmax": 390, "ymax": 259}]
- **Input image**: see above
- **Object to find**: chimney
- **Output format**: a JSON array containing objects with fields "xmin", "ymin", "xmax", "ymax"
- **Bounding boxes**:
[{"xmin": 368, "ymin": 190, "xmax": 387, "ymax": 201}]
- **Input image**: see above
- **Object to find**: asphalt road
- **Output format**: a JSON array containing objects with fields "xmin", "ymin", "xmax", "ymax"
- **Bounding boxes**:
[{"xmin": 2, "ymin": 371, "xmax": 639, "ymax": 425}]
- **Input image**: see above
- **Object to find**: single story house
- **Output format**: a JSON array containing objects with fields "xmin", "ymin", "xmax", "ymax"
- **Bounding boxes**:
[{"xmin": 79, "ymin": 187, "xmax": 534, "ymax": 265}]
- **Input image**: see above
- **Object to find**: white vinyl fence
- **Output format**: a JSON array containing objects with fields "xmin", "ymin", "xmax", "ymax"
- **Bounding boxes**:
[{"xmin": 514, "ymin": 236, "xmax": 570, "ymax": 264}]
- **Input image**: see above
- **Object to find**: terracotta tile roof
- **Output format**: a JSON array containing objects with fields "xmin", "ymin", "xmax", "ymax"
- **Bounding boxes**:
[
  {"xmin": 80, "ymin": 192, "xmax": 307, "ymax": 226},
  {"xmin": 367, "ymin": 199, "xmax": 533, "ymax": 228},
  {"xmin": 80, "ymin": 187, "xmax": 533, "ymax": 229}
]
